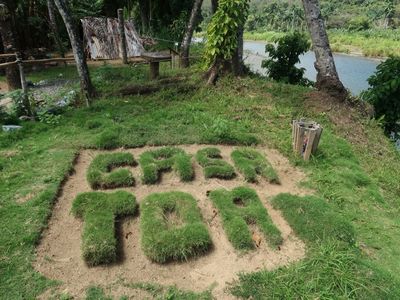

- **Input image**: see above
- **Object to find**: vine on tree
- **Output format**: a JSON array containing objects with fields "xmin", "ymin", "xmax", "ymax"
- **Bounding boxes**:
[{"xmin": 204, "ymin": 0, "xmax": 249, "ymax": 78}]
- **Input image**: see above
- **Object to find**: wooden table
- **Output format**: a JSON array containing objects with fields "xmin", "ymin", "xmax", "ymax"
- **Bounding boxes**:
[{"xmin": 140, "ymin": 53, "xmax": 172, "ymax": 79}]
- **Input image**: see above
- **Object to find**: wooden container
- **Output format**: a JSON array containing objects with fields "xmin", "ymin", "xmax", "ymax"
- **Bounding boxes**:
[{"xmin": 292, "ymin": 120, "xmax": 323, "ymax": 161}]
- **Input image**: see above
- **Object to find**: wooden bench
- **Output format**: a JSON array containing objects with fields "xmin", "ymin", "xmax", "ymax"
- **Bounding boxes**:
[{"xmin": 140, "ymin": 53, "xmax": 172, "ymax": 79}]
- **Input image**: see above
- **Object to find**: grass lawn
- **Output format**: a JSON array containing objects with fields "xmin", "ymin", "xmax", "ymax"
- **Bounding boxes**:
[{"xmin": 1, "ymin": 61, "xmax": 400, "ymax": 298}]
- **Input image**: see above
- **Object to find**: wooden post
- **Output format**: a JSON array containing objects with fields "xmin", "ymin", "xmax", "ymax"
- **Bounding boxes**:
[
  {"xmin": 118, "ymin": 8, "xmax": 128, "ymax": 64},
  {"xmin": 16, "ymin": 53, "xmax": 33, "ymax": 118},
  {"xmin": 149, "ymin": 61, "xmax": 160, "ymax": 79},
  {"xmin": 292, "ymin": 120, "xmax": 322, "ymax": 161}
]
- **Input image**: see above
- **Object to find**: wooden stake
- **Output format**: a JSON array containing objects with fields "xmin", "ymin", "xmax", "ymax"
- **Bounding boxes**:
[
  {"xmin": 16, "ymin": 53, "xmax": 33, "ymax": 118},
  {"xmin": 118, "ymin": 8, "xmax": 128, "ymax": 64}
]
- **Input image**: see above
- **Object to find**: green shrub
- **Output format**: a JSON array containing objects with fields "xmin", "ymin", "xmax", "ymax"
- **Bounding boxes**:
[
  {"xmin": 140, "ymin": 191, "xmax": 212, "ymax": 263},
  {"xmin": 231, "ymin": 148, "xmax": 279, "ymax": 183},
  {"xmin": 139, "ymin": 147, "xmax": 194, "ymax": 184},
  {"xmin": 71, "ymin": 191, "xmax": 138, "ymax": 266},
  {"xmin": 271, "ymin": 193, "xmax": 355, "ymax": 246},
  {"xmin": 196, "ymin": 147, "xmax": 236, "ymax": 179},
  {"xmin": 362, "ymin": 57, "xmax": 400, "ymax": 133},
  {"xmin": 87, "ymin": 153, "xmax": 136, "ymax": 189},
  {"xmin": 209, "ymin": 187, "xmax": 282, "ymax": 250},
  {"xmin": 95, "ymin": 128, "xmax": 120, "ymax": 150},
  {"xmin": 262, "ymin": 32, "xmax": 311, "ymax": 86}
]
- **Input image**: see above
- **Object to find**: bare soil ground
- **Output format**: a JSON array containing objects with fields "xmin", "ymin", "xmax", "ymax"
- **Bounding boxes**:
[{"xmin": 34, "ymin": 145, "xmax": 311, "ymax": 299}]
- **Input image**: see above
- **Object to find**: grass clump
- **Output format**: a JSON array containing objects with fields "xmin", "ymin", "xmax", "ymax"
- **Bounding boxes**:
[
  {"xmin": 139, "ymin": 147, "xmax": 193, "ymax": 184},
  {"xmin": 272, "ymin": 193, "xmax": 355, "ymax": 246},
  {"xmin": 196, "ymin": 147, "xmax": 236, "ymax": 179},
  {"xmin": 231, "ymin": 148, "xmax": 280, "ymax": 183},
  {"xmin": 87, "ymin": 153, "xmax": 136, "ymax": 189},
  {"xmin": 127, "ymin": 282, "xmax": 213, "ymax": 300},
  {"xmin": 94, "ymin": 128, "xmax": 120, "ymax": 150},
  {"xmin": 209, "ymin": 187, "xmax": 282, "ymax": 250},
  {"xmin": 71, "ymin": 191, "xmax": 138, "ymax": 266},
  {"xmin": 140, "ymin": 191, "xmax": 212, "ymax": 263}
]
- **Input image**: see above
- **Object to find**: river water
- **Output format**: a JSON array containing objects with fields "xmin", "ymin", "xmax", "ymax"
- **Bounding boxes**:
[{"xmin": 243, "ymin": 40, "xmax": 381, "ymax": 95}]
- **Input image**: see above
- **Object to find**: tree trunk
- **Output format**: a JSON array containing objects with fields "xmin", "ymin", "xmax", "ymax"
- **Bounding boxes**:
[
  {"xmin": 53, "ymin": 0, "xmax": 95, "ymax": 106},
  {"xmin": 138, "ymin": 0, "xmax": 149, "ymax": 33},
  {"xmin": 232, "ymin": 25, "xmax": 244, "ymax": 76},
  {"xmin": 47, "ymin": 0, "xmax": 65, "ymax": 57},
  {"xmin": 117, "ymin": 8, "xmax": 128, "ymax": 64},
  {"xmin": 0, "ymin": 1, "xmax": 21, "ymax": 90},
  {"xmin": 180, "ymin": 0, "xmax": 203, "ymax": 68},
  {"xmin": 301, "ymin": 0, "xmax": 347, "ymax": 101},
  {"xmin": 211, "ymin": 0, "xmax": 219, "ymax": 14}
]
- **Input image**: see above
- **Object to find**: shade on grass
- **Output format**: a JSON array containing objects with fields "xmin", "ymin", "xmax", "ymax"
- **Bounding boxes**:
[
  {"xmin": 209, "ymin": 186, "xmax": 282, "ymax": 250},
  {"xmin": 139, "ymin": 147, "xmax": 194, "ymax": 184},
  {"xmin": 71, "ymin": 191, "xmax": 138, "ymax": 266},
  {"xmin": 87, "ymin": 152, "xmax": 136, "ymax": 189},
  {"xmin": 140, "ymin": 191, "xmax": 211, "ymax": 263}
]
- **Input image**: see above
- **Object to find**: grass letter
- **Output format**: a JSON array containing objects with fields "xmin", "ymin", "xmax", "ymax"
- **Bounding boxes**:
[
  {"xmin": 139, "ymin": 147, "xmax": 193, "ymax": 184},
  {"xmin": 231, "ymin": 148, "xmax": 279, "ymax": 183},
  {"xmin": 72, "ymin": 191, "xmax": 138, "ymax": 266},
  {"xmin": 87, "ymin": 152, "xmax": 136, "ymax": 189},
  {"xmin": 140, "ymin": 191, "xmax": 212, "ymax": 263},
  {"xmin": 209, "ymin": 187, "xmax": 282, "ymax": 250},
  {"xmin": 196, "ymin": 147, "xmax": 236, "ymax": 179}
]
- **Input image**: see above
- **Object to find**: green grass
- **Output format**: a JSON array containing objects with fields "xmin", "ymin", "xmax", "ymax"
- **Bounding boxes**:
[
  {"xmin": 231, "ymin": 241, "xmax": 400, "ymax": 299},
  {"xmin": 71, "ymin": 191, "xmax": 138, "ymax": 266},
  {"xmin": 1, "ymin": 62, "xmax": 400, "ymax": 298},
  {"xmin": 231, "ymin": 148, "xmax": 280, "ymax": 183},
  {"xmin": 196, "ymin": 147, "xmax": 236, "ymax": 179},
  {"xmin": 209, "ymin": 187, "xmax": 282, "ymax": 250},
  {"xmin": 272, "ymin": 193, "xmax": 355, "ymax": 247},
  {"xmin": 124, "ymin": 282, "xmax": 213, "ymax": 300},
  {"xmin": 140, "ymin": 191, "xmax": 211, "ymax": 263},
  {"xmin": 87, "ymin": 153, "xmax": 136, "ymax": 189},
  {"xmin": 139, "ymin": 147, "xmax": 194, "ymax": 184}
]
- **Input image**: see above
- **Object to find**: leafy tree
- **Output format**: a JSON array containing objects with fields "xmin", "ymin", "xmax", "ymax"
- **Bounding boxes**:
[
  {"xmin": 204, "ymin": 0, "xmax": 250, "ymax": 84},
  {"xmin": 362, "ymin": 57, "xmax": 400, "ymax": 133},
  {"xmin": 262, "ymin": 32, "xmax": 311, "ymax": 85}
]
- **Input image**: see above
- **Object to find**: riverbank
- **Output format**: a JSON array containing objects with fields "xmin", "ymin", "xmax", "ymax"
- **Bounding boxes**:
[{"xmin": 244, "ymin": 29, "xmax": 400, "ymax": 58}]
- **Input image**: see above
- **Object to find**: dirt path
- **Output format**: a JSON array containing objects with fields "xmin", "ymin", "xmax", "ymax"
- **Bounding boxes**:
[{"xmin": 34, "ymin": 145, "xmax": 312, "ymax": 299}]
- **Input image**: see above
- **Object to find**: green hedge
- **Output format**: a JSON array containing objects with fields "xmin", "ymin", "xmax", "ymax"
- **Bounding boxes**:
[
  {"xmin": 140, "ymin": 191, "xmax": 212, "ymax": 263},
  {"xmin": 209, "ymin": 187, "xmax": 282, "ymax": 250},
  {"xmin": 72, "ymin": 191, "xmax": 138, "ymax": 266},
  {"xmin": 87, "ymin": 153, "xmax": 136, "ymax": 189},
  {"xmin": 196, "ymin": 147, "xmax": 236, "ymax": 179},
  {"xmin": 139, "ymin": 147, "xmax": 194, "ymax": 184},
  {"xmin": 231, "ymin": 148, "xmax": 279, "ymax": 183}
]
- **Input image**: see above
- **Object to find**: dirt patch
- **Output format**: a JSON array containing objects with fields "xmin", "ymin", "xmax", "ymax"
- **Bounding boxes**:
[{"xmin": 34, "ymin": 145, "xmax": 311, "ymax": 299}]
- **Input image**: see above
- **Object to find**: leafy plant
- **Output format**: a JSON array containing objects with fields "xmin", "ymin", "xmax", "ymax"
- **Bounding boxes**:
[
  {"xmin": 362, "ymin": 57, "xmax": 400, "ymax": 133},
  {"xmin": 36, "ymin": 110, "xmax": 61, "ymax": 125},
  {"xmin": 204, "ymin": 0, "xmax": 250, "ymax": 66},
  {"xmin": 262, "ymin": 31, "xmax": 311, "ymax": 86}
]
